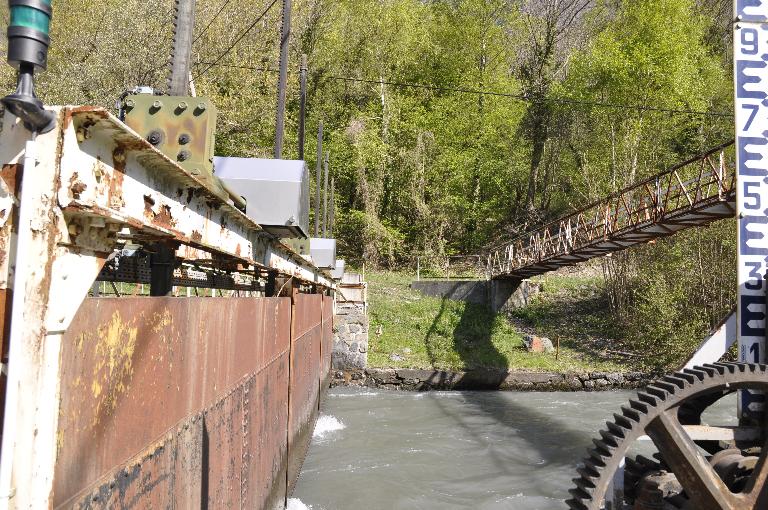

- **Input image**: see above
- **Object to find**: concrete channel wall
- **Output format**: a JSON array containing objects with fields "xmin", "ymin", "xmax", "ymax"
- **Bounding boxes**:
[{"xmin": 54, "ymin": 294, "xmax": 333, "ymax": 509}]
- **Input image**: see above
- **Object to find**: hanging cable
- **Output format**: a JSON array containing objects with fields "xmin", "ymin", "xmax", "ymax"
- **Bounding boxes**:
[
  {"xmin": 194, "ymin": 61, "xmax": 733, "ymax": 118},
  {"xmin": 192, "ymin": 0, "xmax": 236, "ymax": 44},
  {"xmin": 193, "ymin": 0, "xmax": 280, "ymax": 81}
]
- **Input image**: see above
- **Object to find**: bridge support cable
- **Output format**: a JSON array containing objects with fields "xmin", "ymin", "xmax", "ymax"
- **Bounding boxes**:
[{"xmin": 487, "ymin": 141, "xmax": 736, "ymax": 279}]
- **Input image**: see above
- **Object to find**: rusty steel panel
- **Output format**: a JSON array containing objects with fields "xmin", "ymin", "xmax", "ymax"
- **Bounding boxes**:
[
  {"xmin": 246, "ymin": 297, "xmax": 291, "ymax": 510},
  {"xmin": 245, "ymin": 351, "xmax": 290, "ymax": 510},
  {"xmin": 54, "ymin": 296, "xmax": 293, "ymax": 507},
  {"xmin": 287, "ymin": 293, "xmax": 323, "ymax": 493},
  {"xmin": 62, "ymin": 414, "xmax": 204, "ymax": 509},
  {"xmin": 204, "ymin": 386, "xmax": 244, "ymax": 508}
]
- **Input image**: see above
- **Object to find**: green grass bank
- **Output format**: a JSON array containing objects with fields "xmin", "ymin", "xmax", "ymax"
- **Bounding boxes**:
[{"xmin": 366, "ymin": 269, "xmax": 626, "ymax": 373}]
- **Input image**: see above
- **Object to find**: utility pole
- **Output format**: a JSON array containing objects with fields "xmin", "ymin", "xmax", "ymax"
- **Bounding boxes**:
[
  {"xmin": 274, "ymin": 0, "xmax": 292, "ymax": 159},
  {"xmin": 323, "ymin": 152, "xmax": 329, "ymax": 237},
  {"xmin": 314, "ymin": 121, "xmax": 323, "ymax": 236},
  {"xmin": 298, "ymin": 54, "xmax": 307, "ymax": 160},
  {"xmin": 329, "ymin": 176, "xmax": 335, "ymax": 237}
]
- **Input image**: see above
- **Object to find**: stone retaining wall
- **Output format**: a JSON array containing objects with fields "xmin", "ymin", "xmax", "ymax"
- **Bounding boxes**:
[
  {"xmin": 332, "ymin": 303, "xmax": 369, "ymax": 369},
  {"xmin": 331, "ymin": 368, "xmax": 655, "ymax": 391}
]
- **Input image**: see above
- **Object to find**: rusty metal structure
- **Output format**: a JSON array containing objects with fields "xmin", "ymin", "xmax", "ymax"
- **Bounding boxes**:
[
  {"xmin": 0, "ymin": 0, "xmax": 345, "ymax": 505},
  {"xmin": 487, "ymin": 141, "xmax": 736, "ymax": 279},
  {"xmin": 0, "ymin": 103, "xmax": 336, "ymax": 508}
]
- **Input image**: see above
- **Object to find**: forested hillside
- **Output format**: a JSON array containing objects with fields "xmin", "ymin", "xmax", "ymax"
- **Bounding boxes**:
[{"xmin": 0, "ymin": 0, "xmax": 738, "ymax": 367}]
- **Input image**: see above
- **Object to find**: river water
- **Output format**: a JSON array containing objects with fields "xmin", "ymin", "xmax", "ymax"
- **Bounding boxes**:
[{"xmin": 291, "ymin": 388, "xmax": 736, "ymax": 510}]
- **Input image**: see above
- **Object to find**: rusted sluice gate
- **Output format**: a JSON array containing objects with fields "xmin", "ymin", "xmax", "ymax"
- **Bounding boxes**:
[
  {"xmin": 0, "ymin": 107, "xmax": 335, "ymax": 508},
  {"xmin": 56, "ymin": 294, "xmax": 332, "ymax": 508}
]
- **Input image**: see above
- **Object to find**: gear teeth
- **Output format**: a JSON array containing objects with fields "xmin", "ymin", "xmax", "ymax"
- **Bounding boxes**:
[
  {"xmin": 683, "ymin": 367, "xmax": 706, "ymax": 381},
  {"xmin": 606, "ymin": 421, "xmax": 626, "ymax": 438},
  {"xmin": 577, "ymin": 464, "xmax": 600, "ymax": 479},
  {"xmin": 636, "ymin": 454, "xmax": 660, "ymax": 469},
  {"xmin": 613, "ymin": 413, "xmax": 632, "ymax": 428},
  {"xmin": 565, "ymin": 498, "xmax": 588, "ymax": 510},
  {"xmin": 646, "ymin": 385, "xmax": 668, "ymax": 399},
  {"xmin": 714, "ymin": 362, "xmax": 736, "ymax": 374},
  {"xmin": 573, "ymin": 477, "xmax": 596, "ymax": 496},
  {"xmin": 703, "ymin": 363, "xmax": 726, "ymax": 375},
  {"xmin": 599, "ymin": 429, "xmax": 619, "ymax": 447},
  {"xmin": 625, "ymin": 456, "xmax": 643, "ymax": 471},
  {"xmin": 636, "ymin": 392, "xmax": 658, "ymax": 406},
  {"xmin": 622, "ymin": 405, "xmax": 641, "ymax": 421},
  {"xmin": 661, "ymin": 375, "xmax": 686, "ymax": 389},
  {"xmin": 568, "ymin": 487, "xmax": 590, "ymax": 500},
  {"xmin": 567, "ymin": 362, "xmax": 763, "ymax": 510},
  {"xmin": 592, "ymin": 438, "xmax": 615, "ymax": 454},
  {"xmin": 582, "ymin": 457, "xmax": 602, "ymax": 472},
  {"xmin": 654, "ymin": 380, "xmax": 677, "ymax": 393},
  {"xmin": 674, "ymin": 371, "xmax": 696, "ymax": 384},
  {"xmin": 587, "ymin": 447, "xmax": 608, "ymax": 467}
]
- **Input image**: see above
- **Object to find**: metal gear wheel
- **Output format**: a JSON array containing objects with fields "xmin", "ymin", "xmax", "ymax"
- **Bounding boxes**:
[{"xmin": 566, "ymin": 362, "xmax": 768, "ymax": 510}]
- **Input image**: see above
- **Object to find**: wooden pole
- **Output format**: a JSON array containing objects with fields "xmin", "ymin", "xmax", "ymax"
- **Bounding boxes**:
[{"xmin": 298, "ymin": 54, "xmax": 307, "ymax": 160}]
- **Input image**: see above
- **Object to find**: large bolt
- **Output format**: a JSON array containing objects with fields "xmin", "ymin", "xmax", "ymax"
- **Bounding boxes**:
[
  {"xmin": 177, "ymin": 150, "xmax": 191, "ymax": 162},
  {"xmin": 178, "ymin": 133, "xmax": 191, "ymax": 145},
  {"xmin": 147, "ymin": 130, "xmax": 164, "ymax": 146}
]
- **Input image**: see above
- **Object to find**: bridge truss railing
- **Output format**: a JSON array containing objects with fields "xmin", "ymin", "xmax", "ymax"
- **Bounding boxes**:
[{"xmin": 488, "ymin": 141, "xmax": 736, "ymax": 279}]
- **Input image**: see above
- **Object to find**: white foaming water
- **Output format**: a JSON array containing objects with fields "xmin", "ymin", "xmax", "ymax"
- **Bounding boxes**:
[
  {"xmin": 286, "ymin": 498, "xmax": 311, "ymax": 510},
  {"xmin": 331, "ymin": 391, "xmax": 380, "ymax": 398},
  {"xmin": 312, "ymin": 415, "xmax": 345, "ymax": 439}
]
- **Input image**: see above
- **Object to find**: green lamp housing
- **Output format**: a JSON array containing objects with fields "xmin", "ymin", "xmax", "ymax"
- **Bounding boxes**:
[
  {"xmin": 1, "ymin": 0, "xmax": 55, "ymax": 133},
  {"xmin": 7, "ymin": 0, "xmax": 51, "ymax": 69}
]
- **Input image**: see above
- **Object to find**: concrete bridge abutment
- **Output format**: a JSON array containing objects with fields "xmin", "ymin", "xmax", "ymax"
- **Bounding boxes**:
[{"xmin": 410, "ymin": 278, "xmax": 539, "ymax": 312}]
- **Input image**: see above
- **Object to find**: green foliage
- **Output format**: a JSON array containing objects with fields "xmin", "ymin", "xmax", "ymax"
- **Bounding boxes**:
[
  {"xmin": 603, "ymin": 220, "xmax": 736, "ymax": 370},
  {"xmin": 335, "ymin": 210, "xmax": 405, "ymax": 267}
]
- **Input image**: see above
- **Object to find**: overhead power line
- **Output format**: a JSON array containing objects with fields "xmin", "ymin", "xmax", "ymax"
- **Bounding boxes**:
[
  {"xmin": 193, "ymin": 0, "xmax": 236, "ymax": 44},
  {"xmin": 194, "ymin": 61, "xmax": 734, "ymax": 118},
  {"xmin": 193, "ymin": 0, "xmax": 280, "ymax": 81}
]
